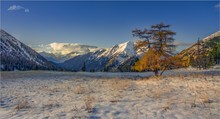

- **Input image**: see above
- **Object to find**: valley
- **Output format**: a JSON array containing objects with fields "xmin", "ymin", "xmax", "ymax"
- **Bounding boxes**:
[{"xmin": 1, "ymin": 1, "xmax": 220, "ymax": 119}]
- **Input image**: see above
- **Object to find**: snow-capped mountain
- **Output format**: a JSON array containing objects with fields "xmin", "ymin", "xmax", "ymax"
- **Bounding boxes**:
[
  {"xmin": 38, "ymin": 43, "xmax": 100, "ymax": 63},
  {"xmin": 60, "ymin": 41, "xmax": 148, "ymax": 71},
  {"xmin": 0, "ymin": 29, "xmax": 56, "ymax": 71},
  {"xmin": 39, "ymin": 51, "xmax": 75, "ymax": 63}
]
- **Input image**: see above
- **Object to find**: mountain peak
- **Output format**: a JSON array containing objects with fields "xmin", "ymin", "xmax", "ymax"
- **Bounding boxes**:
[{"xmin": 117, "ymin": 41, "xmax": 135, "ymax": 56}]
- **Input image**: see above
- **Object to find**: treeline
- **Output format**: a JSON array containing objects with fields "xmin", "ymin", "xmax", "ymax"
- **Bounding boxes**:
[{"xmin": 0, "ymin": 55, "xmax": 59, "ymax": 71}]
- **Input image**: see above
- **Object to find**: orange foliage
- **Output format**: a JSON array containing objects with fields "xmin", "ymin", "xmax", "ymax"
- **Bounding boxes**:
[
  {"xmin": 181, "ymin": 55, "xmax": 190, "ymax": 67},
  {"xmin": 133, "ymin": 49, "xmax": 161, "ymax": 72},
  {"xmin": 133, "ymin": 49, "xmax": 183, "ymax": 76}
]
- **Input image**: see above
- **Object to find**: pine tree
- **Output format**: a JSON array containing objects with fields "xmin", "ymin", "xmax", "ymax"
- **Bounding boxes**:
[{"xmin": 196, "ymin": 39, "xmax": 202, "ymax": 70}]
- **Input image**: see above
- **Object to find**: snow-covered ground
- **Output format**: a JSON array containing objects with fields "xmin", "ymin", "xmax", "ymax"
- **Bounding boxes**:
[{"xmin": 0, "ymin": 69, "xmax": 220, "ymax": 119}]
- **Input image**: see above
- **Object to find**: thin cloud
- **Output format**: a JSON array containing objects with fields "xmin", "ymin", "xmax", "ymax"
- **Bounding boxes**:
[
  {"xmin": 215, "ymin": 3, "xmax": 220, "ymax": 9},
  {"xmin": 24, "ymin": 9, "xmax": 30, "ymax": 13},
  {"xmin": 8, "ymin": 5, "xmax": 30, "ymax": 13},
  {"xmin": 173, "ymin": 41, "xmax": 193, "ymax": 46}
]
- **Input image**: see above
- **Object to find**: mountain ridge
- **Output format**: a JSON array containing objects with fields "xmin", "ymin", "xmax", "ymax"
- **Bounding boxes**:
[
  {"xmin": 1, "ymin": 29, "xmax": 219, "ymax": 71},
  {"xmin": 0, "ymin": 29, "xmax": 56, "ymax": 71},
  {"xmin": 60, "ymin": 40, "xmax": 147, "ymax": 71}
]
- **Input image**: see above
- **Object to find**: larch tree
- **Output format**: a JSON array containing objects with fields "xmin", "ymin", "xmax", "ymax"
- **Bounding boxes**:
[{"xmin": 132, "ymin": 22, "xmax": 182, "ymax": 76}]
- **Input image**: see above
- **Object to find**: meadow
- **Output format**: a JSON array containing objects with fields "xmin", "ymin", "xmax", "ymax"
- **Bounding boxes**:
[{"xmin": 0, "ymin": 68, "xmax": 220, "ymax": 119}]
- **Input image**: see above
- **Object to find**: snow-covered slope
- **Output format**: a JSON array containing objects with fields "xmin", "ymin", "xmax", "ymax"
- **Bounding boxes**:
[
  {"xmin": 0, "ymin": 29, "xmax": 56, "ymax": 71},
  {"xmin": 61, "ymin": 41, "xmax": 147, "ymax": 71},
  {"xmin": 102, "ymin": 41, "xmax": 135, "ymax": 57}
]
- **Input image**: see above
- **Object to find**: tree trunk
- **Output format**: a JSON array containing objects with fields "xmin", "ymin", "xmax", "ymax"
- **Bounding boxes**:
[
  {"xmin": 160, "ymin": 69, "xmax": 165, "ymax": 76},
  {"xmin": 160, "ymin": 67, "xmax": 167, "ymax": 76},
  {"xmin": 154, "ymin": 70, "xmax": 159, "ymax": 76}
]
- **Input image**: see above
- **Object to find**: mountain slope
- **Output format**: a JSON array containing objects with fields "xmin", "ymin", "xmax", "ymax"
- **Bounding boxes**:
[
  {"xmin": 0, "ymin": 29, "xmax": 56, "ymax": 71},
  {"xmin": 61, "ymin": 41, "xmax": 147, "ymax": 71},
  {"xmin": 178, "ymin": 31, "xmax": 220, "ymax": 58},
  {"xmin": 60, "ymin": 50, "xmax": 109, "ymax": 71},
  {"xmin": 39, "ymin": 51, "xmax": 76, "ymax": 63},
  {"xmin": 39, "ymin": 51, "xmax": 60, "ymax": 63}
]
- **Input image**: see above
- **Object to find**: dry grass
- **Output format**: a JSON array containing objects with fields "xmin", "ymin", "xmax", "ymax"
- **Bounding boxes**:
[
  {"xmin": 201, "ymin": 96, "xmax": 211, "ymax": 103},
  {"xmin": 42, "ymin": 101, "xmax": 61, "ymax": 110},
  {"xmin": 162, "ymin": 102, "xmax": 170, "ymax": 111},
  {"xmin": 74, "ymin": 85, "xmax": 87, "ymax": 94},
  {"xmin": 71, "ymin": 105, "xmax": 88, "ymax": 119},
  {"xmin": 84, "ymin": 95, "xmax": 96, "ymax": 113},
  {"xmin": 161, "ymin": 74, "xmax": 206, "ymax": 80},
  {"xmin": 2, "ymin": 71, "xmax": 219, "ymax": 119},
  {"xmin": 107, "ymin": 79, "xmax": 132, "ymax": 103},
  {"xmin": 15, "ymin": 99, "xmax": 30, "ymax": 110},
  {"xmin": 109, "ymin": 79, "xmax": 131, "ymax": 91}
]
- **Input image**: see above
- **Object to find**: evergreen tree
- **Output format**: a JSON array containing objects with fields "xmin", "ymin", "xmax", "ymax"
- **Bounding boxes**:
[
  {"xmin": 81, "ymin": 62, "xmax": 86, "ymax": 72},
  {"xmin": 209, "ymin": 41, "xmax": 220, "ymax": 65},
  {"xmin": 196, "ymin": 39, "xmax": 202, "ymax": 70},
  {"xmin": 104, "ymin": 65, "xmax": 109, "ymax": 72}
]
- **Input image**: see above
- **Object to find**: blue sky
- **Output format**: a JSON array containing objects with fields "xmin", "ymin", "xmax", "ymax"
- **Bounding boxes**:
[{"xmin": 1, "ymin": 1, "xmax": 220, "ymax": 51}]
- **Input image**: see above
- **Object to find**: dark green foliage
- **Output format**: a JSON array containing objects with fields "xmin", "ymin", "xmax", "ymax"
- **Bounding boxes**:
[
  {"xmin": 81, "ymin": 62, "xmax": 86, "ymax": 72},
  {"xmin": 209, "ymin": 40, "xmax": 220, "ymax": 65},
  {"xmin": 103, "ymin": 65, "xmax": 110, "ymax": 72},
  {"xmin": 118, "ymin": 57, "xmax": 139, "ymax": 72},
  {"xmin": 0, "ymin": 54, "xmax": 57, "ymax": 71},
  {"xmin": 190, "ymin": 36, "xmax": 220, "ymax": 68},
  {"xmin": 205, "ymin": 36, "xmax": 220, "ymax": 65}
]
